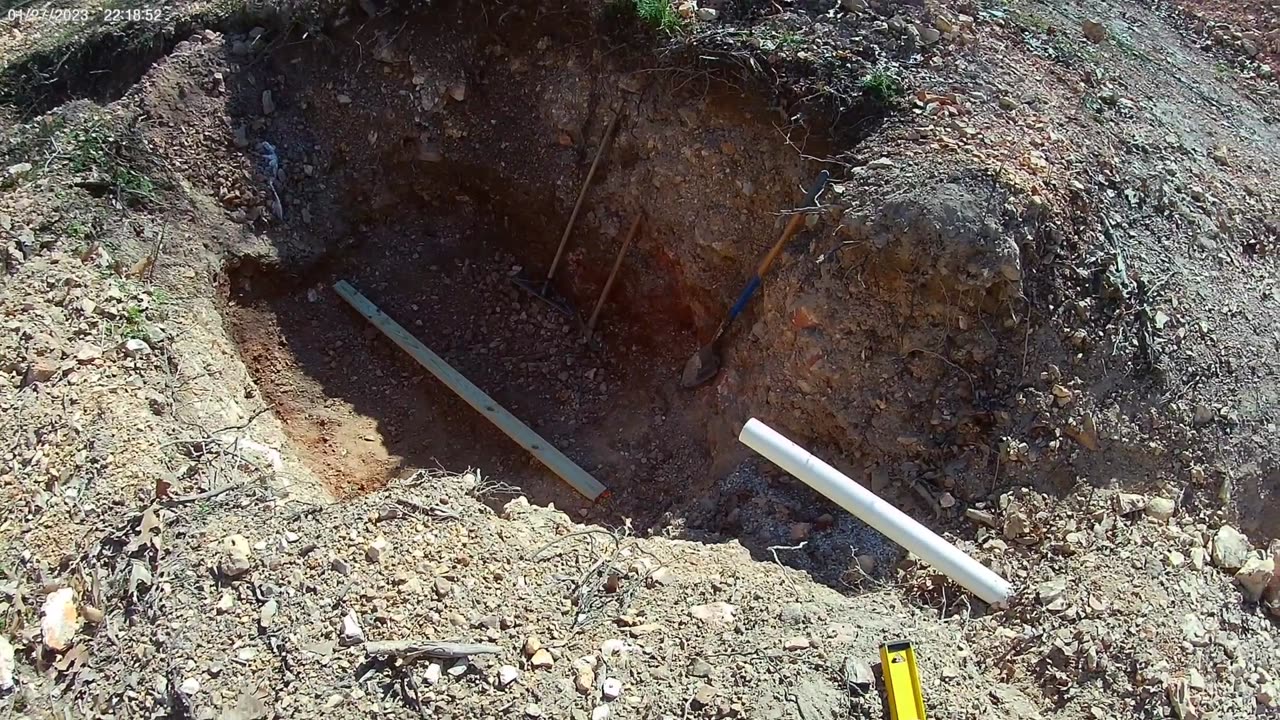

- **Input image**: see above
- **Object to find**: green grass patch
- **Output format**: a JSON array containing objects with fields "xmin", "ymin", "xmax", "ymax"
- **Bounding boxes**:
[
  {"xmin": 861, "ymin": 68, "xmax": 905, "ymax": 105},
  {"xmin": 121, "ymin": 303, "xmax": 148, "ymax": 339},
  {"xmin": 1011, "ymin": 9, "xmax": 1050, "ymax": 34},
  {"xmin": 636, "ymin": 0, "xmax": 683, "ymax": 32},
  {"xmin": 57, "ymin": 112, "xmax": 161, "ymax": 205},
  {"xmin": 605, "ymin": 0, "xmax": 685, "ymax": 34}
]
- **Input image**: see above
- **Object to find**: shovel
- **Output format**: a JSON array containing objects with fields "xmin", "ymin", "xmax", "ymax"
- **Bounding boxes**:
[{"xmin": 680, "ymin": 170, "xmax": 830, "ymax": 389}]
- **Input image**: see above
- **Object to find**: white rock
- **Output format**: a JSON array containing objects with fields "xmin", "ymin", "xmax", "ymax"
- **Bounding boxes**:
[
  {"xmin": 919, "ymin": 26, "xmax": 941, "ymax": 43},
  {"xmin": 340, "ymin": 610, "xmax": 365, "ymax": 646},
  {"xmin": 844, "ymin": 657, "xmax": 875, "ymax": 691},
  {"xmin": 424, "ymin": 661, "xmax": 443, "ymax": 684},
  {"xmin": 1211, "ymin": 525, "xmax": 1251, "ymax": 570},
  {"xmin": 221, "ymin": 534, "xmax": 252, "ymax": 577},
  {"xmin": 366, "ymin": 536, "xmax": 388, "ymax": 563},
  {"xmin": 783, "ymin": 637, "xmax": 812, "ymax": 651},
  {"xmin": 502, "ymin": 496, "xmax": 531, "ymax": 518},
  {"xmin": 41, "ymin": 588, "xmax": 80, "ymax": 651},
  {"xmin": 179, "ymin": 677, "xmax": 200, "ymax": 695},
  {"xmin": 591, "ymin": 706, "xmax": 611, "ymax": 720},
  {"xmin": 1190, "ymin": 547, "xmax": 1207, "ymax": 570},
  {"xmin": 1036, "ymin": 578, "xmax": 1068, "ymax": 605},
  {"xmin": 447, "ymin": 660, "xmax": 469, "ymax": 677},
  {"xmin": 498, "ymin": 665, "xmax": 520, "ymax": 687},
  {"xmin": 1235, "ymin": 556, "xmax": 1275, "ymax": 602},
  {"xmin": 1113, "ymin": 493, "xmax": 1147, "ymax": 515},
  {"xmin": 600, "ymin": 639, "xmax": 628, "ymax": 657},
  {"xmin": 602, "ymin": 677, "xmax": 622, "ymax": 700},
  {"xmin": 524, "ymin": 703, "xmax": 543, "ymax": 717},
  {"xmin": 0, "ymin": 635, "xmax": 14, "ymax": 690},
  {"xmin": 121, "ymin": 338, "xmax": 151, "ymax": 357},
  {"xmin": 215, "ymin": 592, "xmax": 235, "ymax": 613},
  {"xmin": 689, "ymin": 602, "xmax": 737, "ymax": 626},
  {"xmin": 530, "ymin": 649, "xmax": 553, "ymax": 668},
  {"xmin": 259, "ymin": 599, "xmax": 278, "ymax": 629},
  {"xmin": 695, "ymin": 7, "xmax": 718, "ymax": 20},
  {"xmin": 75, "ymin": 343, "xmax": 103, "ymax": 362},
  {"xmin": 1181, "ymin": 614, "xmax": 1208, "ymax": 645},
  {"xmin": 1144, "ymin": 497, "xmax": 1176, "ymax": 521},
  {"xmin": 648, "ymin": 567, "xmax": 675, "ymax": 586}
]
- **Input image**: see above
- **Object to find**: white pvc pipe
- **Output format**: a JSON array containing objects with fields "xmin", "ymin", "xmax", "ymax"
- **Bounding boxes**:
[{"xmin": 738, "ymin": 418, "xmax": 1012, "ymax": 604}]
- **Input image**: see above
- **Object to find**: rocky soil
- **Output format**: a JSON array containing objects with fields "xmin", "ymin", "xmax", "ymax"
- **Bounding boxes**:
[{"xmin": 2, "ymin": 0, "xmax": 1279, "ymax": 719}]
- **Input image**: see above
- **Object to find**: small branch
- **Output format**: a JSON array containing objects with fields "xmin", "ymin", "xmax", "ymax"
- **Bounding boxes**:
[
  {"xmin": 904, "ymin": 347, "xmax": 977, "ymax": 398},
  {"xmin": 210, "ymin": 406, "xmax": 272, "ymax": 435},
  {"xmin": 161, "ymin": 480, "xmax": 250, "ymax": 506},
  {"xmin": 766, "ymin": 541, "xmax": 807, "ymax": 594},
  {"xmin": 364, "ymin": 640, "xmax": 502, "ymax": 662}
]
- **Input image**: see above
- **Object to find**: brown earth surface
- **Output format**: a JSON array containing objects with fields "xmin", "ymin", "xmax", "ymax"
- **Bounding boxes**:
[{"xmin": 1, "ymin": 0, "xmax": 1279, "ymax": 719}]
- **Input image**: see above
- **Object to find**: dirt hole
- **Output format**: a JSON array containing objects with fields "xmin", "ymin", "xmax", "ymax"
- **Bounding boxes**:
[{"xmin": 217, "ymin": 2, "xmax": 831, "ymax": 527}]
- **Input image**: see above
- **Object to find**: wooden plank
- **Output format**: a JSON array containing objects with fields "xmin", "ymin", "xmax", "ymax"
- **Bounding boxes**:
[{"xmin": 334, "ymin": 280, "xmax": 607, "ymax": 501}]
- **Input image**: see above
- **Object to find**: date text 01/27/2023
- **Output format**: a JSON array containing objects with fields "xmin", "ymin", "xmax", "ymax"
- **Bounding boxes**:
[{"xmin": 5, "ymin": 7, "xmax": 168, "ymax": 23}]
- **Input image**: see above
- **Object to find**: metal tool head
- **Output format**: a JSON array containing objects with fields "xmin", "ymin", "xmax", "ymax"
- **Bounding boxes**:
[
  {"xmin": 680, "ymin": 344, "xmax": 721, "ymax": 388},
  {"xmin": 510, "ymin": 276, "xmax": 574, "ymax": 317}
]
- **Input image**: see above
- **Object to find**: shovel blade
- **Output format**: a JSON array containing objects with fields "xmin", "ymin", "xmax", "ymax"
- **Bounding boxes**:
[{"xmin": 680, "ymin": 345, "xmax": 721, "ymax": 388}]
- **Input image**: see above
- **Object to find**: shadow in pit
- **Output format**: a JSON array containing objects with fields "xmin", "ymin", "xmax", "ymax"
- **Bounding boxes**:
[
  {"xmin": 226, "ymin": 171, "xmax": 710, "ymax": 523},
  {"xmin": 217, "ymin": 0, "xmax": 722, "ymax": 529}
]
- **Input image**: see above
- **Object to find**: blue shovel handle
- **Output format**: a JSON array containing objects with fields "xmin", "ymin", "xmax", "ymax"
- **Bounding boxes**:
[{"xmin": 720, "ymin": 171, "xmax": 830, "ymax": 329}]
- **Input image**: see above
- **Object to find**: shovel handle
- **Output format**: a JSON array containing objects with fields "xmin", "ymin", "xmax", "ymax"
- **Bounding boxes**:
[
  {"xmin": 715, "ymin": 171, "xmax": 830, "ymax": 338},
  {"xmin": 727, "ymin": 275, "xmax": 762, "ymax": 323},
  {"xmin": 755, "ymin": 170, "xmax": 830, "ymax": 278}
]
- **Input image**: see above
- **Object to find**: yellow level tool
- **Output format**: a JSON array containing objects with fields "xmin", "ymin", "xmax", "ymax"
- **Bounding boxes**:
[{"xmin": 880, "ymin": 640, "xmax": 927, "ymax": 720}]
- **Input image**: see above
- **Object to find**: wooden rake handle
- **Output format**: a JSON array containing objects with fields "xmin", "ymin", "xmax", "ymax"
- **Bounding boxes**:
[
  {"xmin": 543, "ymin": 111, "xmax": 622, "ymax": 293},
  {"xmin": 587, "ymin": 212, "xmax": 643, "ymax": 335}
]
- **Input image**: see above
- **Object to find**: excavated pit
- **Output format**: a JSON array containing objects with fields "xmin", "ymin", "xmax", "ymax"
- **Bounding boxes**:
[
  {"xmin": 228, "ymin": 176, "xmax": 712, "ymax": 523},
  {"xmin": 218, "ymin": 2, "xmax": 832, "ymax": 526}
]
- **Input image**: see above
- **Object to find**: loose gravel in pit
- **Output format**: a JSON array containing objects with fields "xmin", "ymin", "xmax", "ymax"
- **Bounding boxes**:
[{"xmin": 226, "ymin": 191, "xmax": 716, "ymax": 524}]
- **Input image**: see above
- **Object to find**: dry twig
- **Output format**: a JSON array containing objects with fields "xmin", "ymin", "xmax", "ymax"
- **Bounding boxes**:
[{"xmin": 364, "ymin": 640, "xmax": 501, "ymax": 662}]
